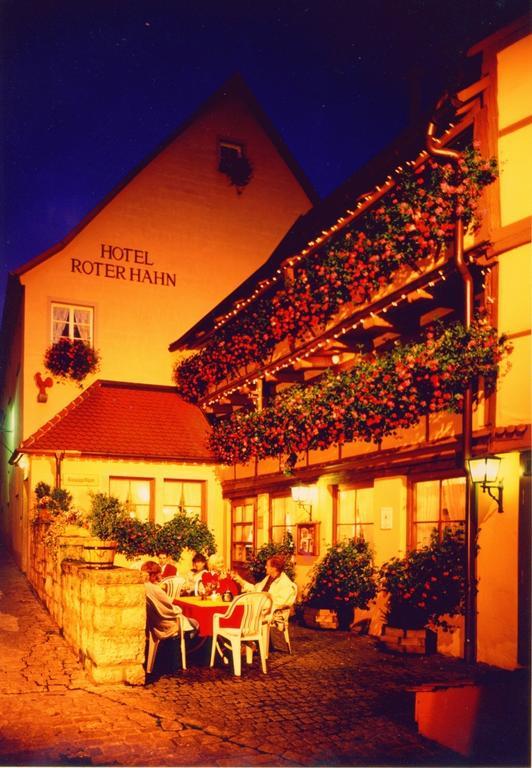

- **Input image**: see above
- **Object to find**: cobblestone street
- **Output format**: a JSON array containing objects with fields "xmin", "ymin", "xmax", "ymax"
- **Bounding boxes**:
[{"xmin": 0, "ymin": 547, "xmax": 527, "ymax": 767}]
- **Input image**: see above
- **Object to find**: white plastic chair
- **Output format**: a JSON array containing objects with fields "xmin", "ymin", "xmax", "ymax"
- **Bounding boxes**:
[
  {"xmin": 145, "ymin": 594, "xmax": 188, "ymax": 673},
  {"xmin": 264, "ymin": 581, "xmax": 298, "ymax": 657},
  {"xmin": 210, "ymin": 592, "xmax": 273, "ymax": 676},
  {"xmin": 161, "ymin": 575, "xmax": 186, "ymax": 600}
]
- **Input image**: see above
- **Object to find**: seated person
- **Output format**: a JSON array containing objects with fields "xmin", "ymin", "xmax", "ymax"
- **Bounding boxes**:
[
  {"xmin": 187, "ymin": 552, "xmax": 208, "ymax": 595},
  {"xmin": 233, "ymin": 554, "xmax": 296, "ymax": 612},
  {"xmin": 157, "ymin": 552, "xmax": 177, "ymax": 578},
  {"xmin": 141, "ymin": 560, "xmax": 198, "ymax": 638},
  {"xmin": 201, "ymin": 554, "xmax": 240, "ymax": 597}
]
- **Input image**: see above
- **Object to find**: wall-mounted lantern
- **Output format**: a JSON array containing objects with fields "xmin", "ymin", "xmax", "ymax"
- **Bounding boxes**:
[
  {"xmin": 467, "ymin": 456, "xmax": 504, "ymax": 513},
  {"xmin": 290, "ymin": 484, "xmax": 318, "ymax": 520}
]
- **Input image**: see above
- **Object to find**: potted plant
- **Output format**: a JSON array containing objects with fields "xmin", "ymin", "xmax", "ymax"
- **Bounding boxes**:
[
  {"xmin": 301, "ymin": 538, "xmax": 377, "ymax": 630},
  {"xmin": 44, "ymin": 338, "xmax": 100, "ymax": 385},
  {"xmin": 85, "ymin": 493, "xmax": 124, "ymax": 567},
  {"xmin": 246, "ymin": 531, "xmax": 296, "ymax": 582},
  {"xmin": 86, "ymin": 493, "xmax": 216, "ymax": 564},
  {"xmin": 378, "ymin": 527, "xmax": 466, "ymax": 653},
  {"xmin": 31, "ymin": 482, "xmax": 86, "ymax": 559}
]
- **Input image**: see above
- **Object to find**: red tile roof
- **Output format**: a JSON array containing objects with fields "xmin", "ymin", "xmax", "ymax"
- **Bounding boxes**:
[{"xmin": 21, "ymin": 380, "xmax": 215, "ymax": 463}]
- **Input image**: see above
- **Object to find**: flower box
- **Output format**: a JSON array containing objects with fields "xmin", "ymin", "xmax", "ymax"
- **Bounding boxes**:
[
  {"xmin": 302, "ymin": 607, "xmax": 339, "ymax": 630},
  {"xmin": 379, "ymin": 626, "xmax": 437, "ymax": 655}
]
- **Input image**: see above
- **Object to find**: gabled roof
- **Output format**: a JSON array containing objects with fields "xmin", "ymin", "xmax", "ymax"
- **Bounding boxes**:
[
  {"xmin": 11, "ymin": 74, "xmax": 317, "ymax": 281},
  {"xmin": 19, "ymin": 380, "xmax": 215, "ymax": 463}
]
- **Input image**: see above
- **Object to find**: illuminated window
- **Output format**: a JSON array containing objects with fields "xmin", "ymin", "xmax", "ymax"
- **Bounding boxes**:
[
  {"xmin": 412, "ymin": 477, "xmax": 465, "ymax": 548},
  {"xmin": 109, "ymin": 477, "xmax": 152, "ymax": 522},
  {"xmin": 162, "ymin": 480, "xmax": 205, "ymax": 521},
  {"xmin": 336, "ymin": 486, "xmax": 374, "ymax": 544},
  {"xmin": 270, "ymin": 495, "xmax": 297, "ymax": 544},
  {"xmin": 51, "ymin": 303, "xmax": 93, "ymax": 344},
  {"xmin": 231, "ymin": 498, "xmax": 256, "ymax": 567}
]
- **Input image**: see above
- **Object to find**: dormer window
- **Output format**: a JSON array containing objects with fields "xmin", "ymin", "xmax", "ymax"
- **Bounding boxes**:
[{"xmin": 218, "ymin": 140, "xmax": 253, "ymax": 191}]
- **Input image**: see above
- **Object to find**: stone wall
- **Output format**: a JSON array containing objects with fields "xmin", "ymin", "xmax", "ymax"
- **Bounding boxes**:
[{"xmin": 28, "ymin": 523, "xmax": 146, "ymax": 684}]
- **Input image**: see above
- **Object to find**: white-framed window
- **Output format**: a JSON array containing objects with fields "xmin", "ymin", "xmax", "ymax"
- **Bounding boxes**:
[
  {"xmin": 109, "ymin": 477, "xmax": 152, "ymax": 523},
  {"xmin": 336, "ymin": 486, "xmax": 374, "ymax": 545},
  {"xmin": 162, "ymin": 479, "xmax": 205, "ymax": 521},
  {"xmin": 270, "ymin": 495, "xmax": 297, "ymax": 545},
  {"xmin": 51, "ymin": 303, "xmax": 93, "ymax": 344},
  {"xmin": 231, "ymin": 498, "xmax": 256, "ymax": 567},
  {"xmin": 412, "ymin": 477, "xmax": 466, "ymax": 548}
]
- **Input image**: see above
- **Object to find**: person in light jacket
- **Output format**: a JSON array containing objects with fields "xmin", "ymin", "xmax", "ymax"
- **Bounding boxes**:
[
  {"xmin": 233, "ymin": 554, "xmax": 296, "ymax": 611},
  {"xmin": 141, "ymin": 561, "xmax": 198, "ymax": 638}
]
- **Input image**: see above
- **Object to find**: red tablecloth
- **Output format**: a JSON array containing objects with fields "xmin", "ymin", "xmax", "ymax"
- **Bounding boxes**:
[{"xmin": 174, "ymin": 596, "xmax": 242, "ymax": 637}]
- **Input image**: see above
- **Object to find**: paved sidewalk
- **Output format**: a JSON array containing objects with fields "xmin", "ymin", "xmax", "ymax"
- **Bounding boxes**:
[{"xmin": 0, "ymin": 546, "xmax": 528, "ymax": 767}]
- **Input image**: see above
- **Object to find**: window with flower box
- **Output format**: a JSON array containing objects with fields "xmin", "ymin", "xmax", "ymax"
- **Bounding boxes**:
[
  {"xmin": 411, "ymin": 476, "xmax": 465, "ymax": 548},
  {"xmin": 109, "ymin": 477, "xmax": 153, "ymax": 523},
  {"xmin": 231, "ymin": 497, "xmax": 256, "ymax": 568},
  {"xmin": 162, "ymin": 479, "xmax": 205, "ymax": 522},
  {"xmin": 334, "ymin": 485, "xmax": 374, "ymax": 545},
  {"xmin": 51, "ymin": 303, "xmax": 93, "ymax": 344},
  {"xmin": 270, "ymin": 494, "xmax": 297, "ymax": 545}
]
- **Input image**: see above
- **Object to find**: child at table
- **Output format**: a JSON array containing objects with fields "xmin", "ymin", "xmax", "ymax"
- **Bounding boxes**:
[
  {"xmin": 187, "ymin": 552, "xmax": 208, "ymax": 595},
  {"xmin": 201, "ymin": 554, "xmax": 240, "ymax": 597}
]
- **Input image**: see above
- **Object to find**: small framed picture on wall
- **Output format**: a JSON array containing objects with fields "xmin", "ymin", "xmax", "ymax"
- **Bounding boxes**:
[{"xmin": 296, "ymin": 522, "xmax": 319, "ymax": 556}]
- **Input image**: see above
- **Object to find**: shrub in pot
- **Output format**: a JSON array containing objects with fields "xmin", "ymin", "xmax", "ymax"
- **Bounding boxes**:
[
  {"xmin": 378, "ymin": 527, "xmax": 466, "ymax": 632},
  {"xmin": 302, "ymin": 538, "xmax": 377, "ymax": 629}
]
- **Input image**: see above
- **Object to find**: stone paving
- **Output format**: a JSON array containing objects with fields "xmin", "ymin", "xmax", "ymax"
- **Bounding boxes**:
[{"xmin": 0, "ymin": 546, "xmax": 528, "ymax": 767}]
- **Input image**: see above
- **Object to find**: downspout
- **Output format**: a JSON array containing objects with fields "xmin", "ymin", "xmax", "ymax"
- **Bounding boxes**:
[{"xmin": 426, "ymin": 95, "xmax": 476, "ymax": 664}]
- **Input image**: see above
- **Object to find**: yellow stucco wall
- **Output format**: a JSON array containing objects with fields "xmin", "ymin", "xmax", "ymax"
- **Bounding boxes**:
[
  {"xmin": 25, "ymin": 453, "xmax": 225, "ymax": 570},
  {"xmin": 19, "ymin": 88, "xmax": 312, "ymax": 441},
  {"xmin": 476, "ymin": 452, "xmax": 520, "ymax": 669},
  {"xmin": 497, "ymin": 34, "xmax": 532, "ymax": 227}
]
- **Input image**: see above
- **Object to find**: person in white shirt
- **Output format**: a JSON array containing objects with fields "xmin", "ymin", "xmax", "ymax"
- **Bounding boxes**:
[{"xmin": 233, "ymin": 554, "xmax": 296, "ymax": 611}]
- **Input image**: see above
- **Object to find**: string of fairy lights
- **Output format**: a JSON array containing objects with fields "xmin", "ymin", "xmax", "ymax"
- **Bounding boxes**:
[
  {"xmin": 209, "ymin": 130, "xmax": 458, "ymax": 334},
  {"xmin": 203, "ymin": 260, "xmax": 493, "ymax": 410},
  {"xmin": 196, "ymin": 117, "xmax": 494, "ymax": 410}
]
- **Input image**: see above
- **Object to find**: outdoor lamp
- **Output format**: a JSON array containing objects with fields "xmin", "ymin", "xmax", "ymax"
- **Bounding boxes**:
[
  {"xmin": 290, "ymin": 484, "xmax": 318, "ymax": 520},
  {"xmin": 467, "ymin": 456, "xmax": 504, "ymax": 513}
]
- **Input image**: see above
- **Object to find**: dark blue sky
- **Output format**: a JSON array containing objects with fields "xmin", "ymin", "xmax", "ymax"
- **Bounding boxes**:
[{"xmin": 0, "ymin": 0, "xmax": 526, "ymax": 310}]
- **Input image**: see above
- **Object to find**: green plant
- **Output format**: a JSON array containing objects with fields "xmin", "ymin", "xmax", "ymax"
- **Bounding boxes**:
[
  {"xmin": 44, "ymin": 338, "xmax": 100, "ymax": 384},
  {"xmin": 34, "ymin": 481, "xmax": 74, "ymax": 517},
  {"xmin": 246, "ymin": 531, "xmax": 296, "ymax": 582},
  {"xmin": 154, "ymin": 512, "xmax": 216, "ymax": 561},
  {"xmin": 303, "ymin": 538, "xmax": 377, "ymax": 609},
  {"xmin": 87, "ymin": 493, "xmax": 216, "ymax": 561},
  {"xmin": 378, "ymin": 527, "xmax": 466, "ymax": 630},
  {"xmin": 32, "ymin": 482, "xmax": 85, "ymax": 555}
]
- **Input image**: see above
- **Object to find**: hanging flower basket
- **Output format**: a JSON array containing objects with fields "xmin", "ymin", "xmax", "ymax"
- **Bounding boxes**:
[{"xmin": 44, "ymin": 338, "xmax": 100, "ymax": 384}]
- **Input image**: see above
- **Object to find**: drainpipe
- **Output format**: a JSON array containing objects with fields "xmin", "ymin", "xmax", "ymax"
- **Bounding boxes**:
[
  {"xmin": 426, "ymin": 96, "xmax": 476, "ymax": 664},
  {"xmin": 55, "ymin": 451, "xmax": 65, "ymax": 489}
]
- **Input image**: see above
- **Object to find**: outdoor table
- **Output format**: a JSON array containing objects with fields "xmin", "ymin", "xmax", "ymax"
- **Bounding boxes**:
[{"xmin": 174, "ymin": 595, "xmax": 242, "ymax": 637}]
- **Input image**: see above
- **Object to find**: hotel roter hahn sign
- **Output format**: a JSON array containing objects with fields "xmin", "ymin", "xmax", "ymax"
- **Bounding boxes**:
[{"xmin": 71, "ymin": 243, "xmax": 177, "ymax": 287}]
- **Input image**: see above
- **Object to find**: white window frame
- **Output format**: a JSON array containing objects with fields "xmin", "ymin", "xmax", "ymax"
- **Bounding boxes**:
[{"xmin": 51, "ymin": 302, "xmax": 94, "ymax": 344}]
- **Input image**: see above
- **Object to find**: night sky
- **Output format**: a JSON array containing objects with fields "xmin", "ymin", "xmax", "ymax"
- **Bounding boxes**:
[{"xmin": 0, "ymin": 0, "xmax": 527, "ymax": 312}]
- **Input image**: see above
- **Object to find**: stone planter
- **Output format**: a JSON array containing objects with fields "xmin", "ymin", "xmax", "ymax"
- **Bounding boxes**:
[
  {"xmin": 303, "ymin": 607, "xmax": 339, "ymax": 629},
  {"xmin": 379, "ymin": 625, "xmax": 437, "ymax": 655},
  {"xmin": 302, "ymin": 606, "xmax": 354, "ymax": 630},
  {"xmin": 83, "ymin": 537, "xmax": 118, "ymax": 569}
]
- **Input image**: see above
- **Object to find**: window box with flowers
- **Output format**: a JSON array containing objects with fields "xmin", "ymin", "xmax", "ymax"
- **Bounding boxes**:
[
  {"xmin": 44, "ymin": 338, "xmax": 101, "ymax": 385},
  {"xmin": 301, "ymin": 538, "xmax": 377, "ymax": 630},
  {"xmin": 378, "ymin": 528, "xmax": 465, "ymax": 654}
]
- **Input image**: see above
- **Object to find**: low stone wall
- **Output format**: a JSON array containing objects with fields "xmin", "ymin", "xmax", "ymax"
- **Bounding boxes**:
[{"xmin": 28, "ymin": 523, "xmax": 146, "ymax": 685}]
